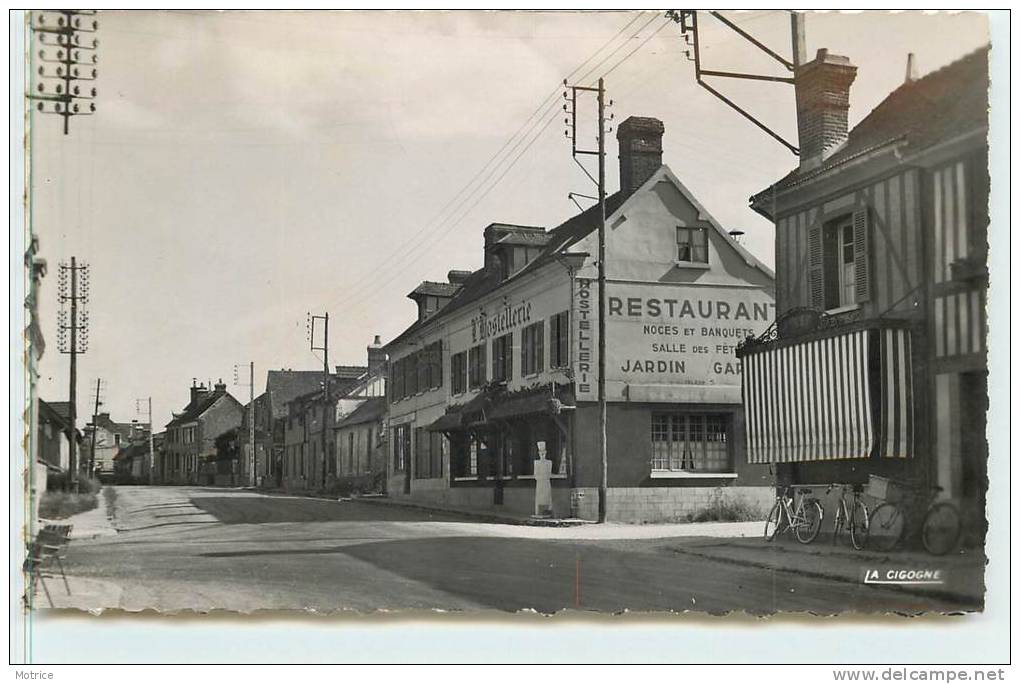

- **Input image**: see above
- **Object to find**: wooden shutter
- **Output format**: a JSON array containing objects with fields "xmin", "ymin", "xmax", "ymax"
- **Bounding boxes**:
[
  {"xmin": 853, "ymin": 208, "xmax": 871, "ymax": 303},
  {"xmin": 536, "ymin": 322, "xmax": 545, "ymax": 374},
  {"xmin": 807, "ymin": 221, "xmax": 824, "ymax": 309}
]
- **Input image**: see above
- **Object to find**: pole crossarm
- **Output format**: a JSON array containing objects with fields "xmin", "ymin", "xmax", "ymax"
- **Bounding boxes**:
[{"xmin": 708, "ymin": 11, "xmax": 794, "ymax": 71}]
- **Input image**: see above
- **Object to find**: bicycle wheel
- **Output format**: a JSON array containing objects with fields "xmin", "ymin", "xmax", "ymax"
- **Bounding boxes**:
[
  {"xmin": 764, "ymin": 501, "xmax": 782, "ymax": 541},
  {"xmin": 869, "ymin": 503, "xmax": 904, "ymax": 552},
  {"xmin": 831, "ymin": 504, "xmax": 844, "ymax": 545},
  {"xmin": 922, "ymin": 502, "xmax": 962, "ymax": 556},
  {"xmin": 848, "ymin": 499, "xmax": 869, "ymax": 551},
  {"xmin": 795, "ymin": 500, "xmax": 823, "ymax": 544}
]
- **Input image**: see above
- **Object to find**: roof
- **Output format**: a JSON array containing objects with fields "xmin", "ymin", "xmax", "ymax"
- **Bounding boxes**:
[
  {"xmin": 46, "ymin": 401, "xmax": 72, "ymax": 423},
  {"xmin": 386, "ymin": 190, "xmax": 626, "ymax": 349},
  {"xmin": 265, "ymin": 370, "xmax": 332, "ymax": 419},
  {"xmin": 38, "ymin": 399, "xmax": 74, "ymax": 433},
  {"xmin": 336, "ymin": 396, "xmax": 386, "ymax": 428},
  {"xmin": 754, "ymin": 46, "xmax": 989, "ymax": 202},
  {"xmin": 165, "ymin": 389, "xmax": 240, "ymax": 428},
  {"xmin": 408, "ymin": 281, "xmax": 462, "ymax": 298},
  {"xmin": 114, "ymin": 442, "xmax": 148, "ymax": 462},
  {"xmin": 491, "ymin": 224, "xmax": 550, "ymax": 247}
]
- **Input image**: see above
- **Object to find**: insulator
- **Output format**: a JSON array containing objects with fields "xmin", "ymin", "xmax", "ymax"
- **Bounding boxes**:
[
  {"xmin": 55, "ymin": 83, "xmax": 63, "ymax": 94},
  {"xmin": 57, "ymin": 15, "xmax": 65, "ymax": 27},
  {"xmin": 37, "ymin": 102, "xmax": 44, "ymax": 112},
  {"xmin": 89, "ymin": 103, "xmax": 96, "ymax": 113},
  {"xmin": 37, "ymin": 83, "xmax": 44, "ymax": 93}
]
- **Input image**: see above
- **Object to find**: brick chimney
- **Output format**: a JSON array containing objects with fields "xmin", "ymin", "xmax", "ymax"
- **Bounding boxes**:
[
  {"xmin": 367, "ymin": 334, "xmax": 386, "ymax": 372},
  {"xmin": 213, "ymin": 379, "xmax": 227, "ymax": 395},
  {"xmin": 189, "ymin": 382, "xmax": 209, "ymax": 406},
  {"xmin": 616, "ymin": 116, "xmax": 664, "ymax": 195},
  {"xmin": 447, "ymin": 270, "xmax": 471, "ymax": 286},
  {"xmin": 795, "ymin": 49, "xmax": 858, "ymax": 171}
]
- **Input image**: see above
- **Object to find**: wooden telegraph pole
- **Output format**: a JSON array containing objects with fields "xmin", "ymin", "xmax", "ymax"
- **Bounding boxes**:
[
  {"xmin": 564, "ymin": 77, "xmax": 609, "ymax": 522},
  {"xmin": 57, "ymin": 257, "xmax": 89, "ymax": 489}
]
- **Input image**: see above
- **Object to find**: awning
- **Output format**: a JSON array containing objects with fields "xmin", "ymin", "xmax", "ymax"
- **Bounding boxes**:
[
  {"xmin": 739, "ymin": 324, "xmax": 913, "ymax": 464},
  {"xmin": 490, "ymin": 389, "xmax": 558, "ymax": 420},
  {"xmin": 425, "ymin": 411, "xmax": 463, "ymax": 433}
]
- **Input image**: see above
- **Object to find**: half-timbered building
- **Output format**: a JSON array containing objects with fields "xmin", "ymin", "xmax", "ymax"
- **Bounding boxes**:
[{"xmin": 739, "ymin": 48, "xmax": 989, "ymax": 537}]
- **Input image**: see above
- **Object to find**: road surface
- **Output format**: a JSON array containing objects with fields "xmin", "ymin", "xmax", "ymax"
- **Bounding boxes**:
[{"xmin": 51, "ymin": 486, "xmax": 968, "ymax": 615}]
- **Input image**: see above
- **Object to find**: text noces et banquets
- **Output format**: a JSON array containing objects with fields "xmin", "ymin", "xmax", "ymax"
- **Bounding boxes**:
[{"xmin": 608, "ymin": 296, "xmax": 775, "ymax": 322}]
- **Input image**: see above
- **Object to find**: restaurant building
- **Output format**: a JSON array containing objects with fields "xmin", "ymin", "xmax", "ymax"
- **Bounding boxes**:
[
  {"xmin": 738, "ymin": 48, "xmax": 988, "ymax": 538},
  {"xmin": 385, "ymin": 116, "xmax": 777, "ymax": 521}
]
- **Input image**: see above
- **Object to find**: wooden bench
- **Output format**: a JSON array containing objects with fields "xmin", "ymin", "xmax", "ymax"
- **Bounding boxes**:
[{"xmin": 24, "ymin": 523, "xmax": 73, "ymax": 607}]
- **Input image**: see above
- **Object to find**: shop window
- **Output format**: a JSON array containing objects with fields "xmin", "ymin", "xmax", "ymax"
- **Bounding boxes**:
[
  {"xmin": 451, "ymin": 351, "xmax": 467, "ymax": 394},
  {"xmin": 677, "ymin": 226, "xmax": 709, "ymax": 264},
  {"xmin": 521, "ymin": 321, "xmax": 545, "ymax": 377},
  {"xmin": 650, "ymin": 413, "xmax": 731, "ymax": 474},
  {"xmin": 549, "ymin": 311, "xmax": 569, "ymax": 368},
  {"xmin": 451, "ymin": 434, "xmax": 479, "ymax": 478},
  {"xmin": 468, "ymin": 344, "xmax": 487, "ymax": 389},
  {"xmin": 492, "ymin": 332, "xmax": 513, "ymax": 383}
]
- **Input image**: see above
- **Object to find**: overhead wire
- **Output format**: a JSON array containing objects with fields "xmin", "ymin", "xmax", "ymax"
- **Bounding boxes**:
[{"xmin": 323, "ymin": 12, "xmax": 652, "ymax": 320}]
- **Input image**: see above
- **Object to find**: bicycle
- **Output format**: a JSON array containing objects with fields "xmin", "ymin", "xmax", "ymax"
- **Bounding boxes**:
[
  {"xmin": 828, "ymin": 483, "xmax": 869, "ymax": 550},
  {"xmin": 764, "ymin": 486, "xmax": 823, "ymax": 544},
  {"xmin": 869, "ymin": 484, "xmax": 962, "ymax": 555}
]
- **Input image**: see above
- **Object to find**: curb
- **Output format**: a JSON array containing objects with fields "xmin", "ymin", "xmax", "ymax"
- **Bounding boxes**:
[
  {"xmin": 354, "ymin": 496, "xmax": 591, "ymax": 527},
  {"xmin": 672, "ymin": 545, "xmax": 983, "ymax": 608}
]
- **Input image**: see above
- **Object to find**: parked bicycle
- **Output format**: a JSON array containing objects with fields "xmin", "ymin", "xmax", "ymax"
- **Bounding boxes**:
[
  {"xmin": 869, "ymin": 483, "xmax": 962, "ymax": 555},
  {"xmin": 764, "ymin": 486, "xmax": 823, "ymax": 544},
  {"xmin": 828, "ymin": 483, "xmax": 869, "ymax": 550}
]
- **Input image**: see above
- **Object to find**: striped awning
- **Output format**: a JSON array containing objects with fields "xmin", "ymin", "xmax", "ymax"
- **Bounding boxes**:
[{"xmin": 740, "ymin": 325, "xmax": 913, "ymax": 464}]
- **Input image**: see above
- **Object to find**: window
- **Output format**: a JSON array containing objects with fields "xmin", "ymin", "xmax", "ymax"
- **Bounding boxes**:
[
  {"xmin": 549, "ymin": 311, "xmax": 569, "ymax": 368},
  {"xmin": 468, "ymin": 343, "xmax": 487, "ymax": 389},
  {"xmin": 677, "ymin": 226, "xmax": 709, "ymax": 263},
  {"xmin": 810, "ymin": 209, "xmax": 870, "ymax": 311},
  {"xmin": 451, "ymin": 434, "xmax": 481, "ymax": 478},
  {"xmin": 492, "ymin": 332, "xmax": 513, "ymax": 383},
  {"xmin": 650, "ymin": 413, "xmax": 731, "ymax": 473},
  {"xmin": 823, "ymin": 217, "xmax": 857, "ymax": 309},
  {"xmin": 521, "ymin": 321, "xmax": 545, "ymax": 376},
  {"xmin": 451, "ymin": 350, "xmax": 468, "ymax": 394},
  {"xmin": 392, "ymin": 424, "xmax": 409, "ymax": 471},
  {"xmin": 426, "ymin": 340, "xmax": 443, "ymax": 390}
]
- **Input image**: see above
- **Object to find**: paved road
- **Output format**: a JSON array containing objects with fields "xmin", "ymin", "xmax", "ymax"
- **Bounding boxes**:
[{"xmin": 55, "ymin": 486, "xmax": 967, "ymax": 615}]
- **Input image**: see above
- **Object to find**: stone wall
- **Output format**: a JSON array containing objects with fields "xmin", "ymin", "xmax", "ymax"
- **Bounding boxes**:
[{"xmin": 570, "ymin": 485, "xmax": 773, "ymax": 523}]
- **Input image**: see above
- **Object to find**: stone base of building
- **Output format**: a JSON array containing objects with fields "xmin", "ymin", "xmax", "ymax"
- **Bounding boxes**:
[
  {"xmin": 570, "ymin": 485, "xmax": 773, "ymax": 523},
  {"xmin": 391, "ymin": 484, "xmax": 773, "ymax": 524}
]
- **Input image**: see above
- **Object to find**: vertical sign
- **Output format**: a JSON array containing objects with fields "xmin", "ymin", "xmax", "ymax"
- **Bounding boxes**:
[{"xmin": 574, "ymin": 277, "xmax": 598, "ymax": 401}]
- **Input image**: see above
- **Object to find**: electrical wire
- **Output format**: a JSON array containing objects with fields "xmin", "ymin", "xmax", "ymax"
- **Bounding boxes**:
[{"xmin": 323, "ymin": 13, "xmax": 649, "ymax": 317}]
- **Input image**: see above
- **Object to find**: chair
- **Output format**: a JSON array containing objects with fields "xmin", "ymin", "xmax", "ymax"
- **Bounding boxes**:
[{"xmin": 24, "ymin": 524, "xmax": 73, "ymax": 607}]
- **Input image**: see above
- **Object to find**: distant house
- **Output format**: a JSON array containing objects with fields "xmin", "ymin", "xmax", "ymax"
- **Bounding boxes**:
[
  {"xmin": 84, "ymin": 412, "xmax": 139, "ymax": 479},
  {"xmin": 113, "ymin": 431, "xmax": 161, "ymax": 483},
  {"xmin": 279, "ymin": 339, "xmax": 386, "ymax": 492},
  {"xmin": 335, "ymin": 396, "xmax": 387, "ymax": 485},
  {"xmin": 37, "ymin": 399, "xmax": 81, "ymax": 475},
  {"xmin": 238, "ymin": 369, "xmax": 340, "ymax": 488},
  {"xmin": 162, "ymin": 381, "xmax": 244, "ymax": 485}
]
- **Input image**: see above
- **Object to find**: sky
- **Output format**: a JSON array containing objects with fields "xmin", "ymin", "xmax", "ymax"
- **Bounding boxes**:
[{"xmin": 28, "ymin": 10, "xmax": 991, "ymax": 428}]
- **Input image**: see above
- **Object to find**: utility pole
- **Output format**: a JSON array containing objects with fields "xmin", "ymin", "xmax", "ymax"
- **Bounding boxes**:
[
  {"xmin": 308, "ymin": 313, "xmax": 330, "ymax": 489},
  {"xmin": 232, "ymin": 362, "xmax": 256, "ymax": 486},
  {"xmin": 57, "ymin": 257, "xmax": 89, "ymax": 490},
  {"xmin": 564, "ymin": 77, "xmax": 610, "ymax": 523},
  {"xmin": 28, "ymin": 10, "xmax": 99, "ymax": 135},
  {"xmin": 88, "ymin": 378, "xmax": 102, "ymax": 475},
  {"xmin": 134, "ymin": 396, "xmax": 154, "ymax": 484}
]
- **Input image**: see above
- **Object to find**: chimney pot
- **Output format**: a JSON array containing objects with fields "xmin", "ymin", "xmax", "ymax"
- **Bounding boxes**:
[
  {"xmin": 905, "ymin": 53, "xmax": 918, "ymax": 83},
  {"xmin": 616, "ymin": 116, "xmax": 664, "ymax": 195},
  {"xmin": 368, "ymin": 335, "xmax": 387, "ymax": 372}
]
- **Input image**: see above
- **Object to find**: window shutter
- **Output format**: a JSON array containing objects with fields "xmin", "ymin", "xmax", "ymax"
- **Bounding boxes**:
[
  {"xmin": 536, "ymin": 322, "xmax": 545, "ymax": 373},
  {"xmin": 852, "ymin": 208, "xmax": 871, "ymax": 303},
  {"xmin": 807, "ymin": 221, "xmax": 824, "ymax": 309}
]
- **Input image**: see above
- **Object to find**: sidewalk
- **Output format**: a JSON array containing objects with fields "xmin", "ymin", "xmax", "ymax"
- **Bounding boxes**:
[
  {"xmin": 29, "ymin": 575, "xmax": 122, "ymax": 612},
  {"xmin": 671, "ymin": 534, "xmax": 986, "ymax": 606}
]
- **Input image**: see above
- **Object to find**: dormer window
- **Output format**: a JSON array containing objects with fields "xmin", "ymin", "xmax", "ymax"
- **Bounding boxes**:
[{"xmin": 677, "ymin": 226, "xmax": 709, "ymax": 264}]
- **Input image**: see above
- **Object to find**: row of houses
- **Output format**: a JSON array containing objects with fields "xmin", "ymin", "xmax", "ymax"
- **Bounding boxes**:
[
  {"xmin": 148, "ymin": 340, "xmax": 389, "ymax": 491},
  {"xmin": 129, "ymin": 44, "xmax": 986, "ymax": 531}
]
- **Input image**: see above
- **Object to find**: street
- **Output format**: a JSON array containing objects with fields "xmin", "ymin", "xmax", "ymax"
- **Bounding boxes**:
[{"xmin": 42, "ymin": 486, "xmax": 971, "ymax": 615}]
